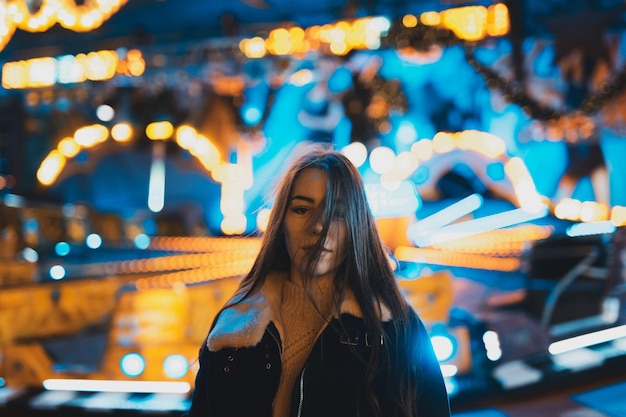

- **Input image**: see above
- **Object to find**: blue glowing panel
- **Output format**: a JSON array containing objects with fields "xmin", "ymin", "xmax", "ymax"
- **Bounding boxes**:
[{"xmin": 365, "ymin": 181, "xmax": 421, "ymax": 218}]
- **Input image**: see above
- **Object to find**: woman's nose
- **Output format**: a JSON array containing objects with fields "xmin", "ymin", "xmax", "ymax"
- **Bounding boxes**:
[{"xmin": 311, "ymin": 221, "xmax": 323, "ymax": 234}]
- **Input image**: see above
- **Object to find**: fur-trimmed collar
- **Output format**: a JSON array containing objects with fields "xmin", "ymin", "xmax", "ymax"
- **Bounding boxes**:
[{"xmin": 207, "ymin": 271, "xmax": 391, "ymax": 352}]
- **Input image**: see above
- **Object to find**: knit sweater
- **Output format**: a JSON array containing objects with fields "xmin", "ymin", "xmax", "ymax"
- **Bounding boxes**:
[{"xmin": 272, "ymin": 280, "xmax": 332, "ymax": 417}]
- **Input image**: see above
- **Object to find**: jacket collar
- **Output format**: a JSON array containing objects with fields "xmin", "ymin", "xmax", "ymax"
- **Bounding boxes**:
[
  {"xmin": 207, "ymin": 271, "xmax": 284, "ymax": 352},
  {"xmin": 207, "ymin": 271, "xmax": 391, "ymax": 352}
]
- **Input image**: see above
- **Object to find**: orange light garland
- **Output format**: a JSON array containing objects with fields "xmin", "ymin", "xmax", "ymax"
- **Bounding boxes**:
[{"xmin": 0, "ymin": 0, "xmax": 128, "ymax": 51}]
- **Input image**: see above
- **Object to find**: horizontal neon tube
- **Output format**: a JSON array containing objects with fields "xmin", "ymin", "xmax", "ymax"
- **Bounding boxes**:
[
  {"xmin": 424, "ymin": 205, "xmax": 548, "ymax": 246},
  {"xmin": 566, "ymin": 221, "xmax": 616, "ymax": 238},
  {"xmin": 42, "ymin": 379, "xmax": 191, "ymax": 394},
  {"xmin": 548, "ymin": 324, "xmax": 626, "ymax": 355},
  {"xmin": 409, "ymin": 193, "xmax": 483, "ymax": 246}
]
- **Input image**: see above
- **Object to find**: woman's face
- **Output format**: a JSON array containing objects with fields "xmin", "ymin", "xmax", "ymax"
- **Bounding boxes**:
[{"xmin": 283, "ymin": 168, "xmax": 347, "ymax": 282}]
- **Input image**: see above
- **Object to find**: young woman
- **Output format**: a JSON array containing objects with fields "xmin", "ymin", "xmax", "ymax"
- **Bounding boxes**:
[{"xmin": 187, "ymin": 145, "xmax": 450, "ymax": 417}]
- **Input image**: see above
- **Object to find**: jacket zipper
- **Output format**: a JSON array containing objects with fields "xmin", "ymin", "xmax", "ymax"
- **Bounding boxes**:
[
  {"xmin": 268, "ymin": 326, "xmax": 283, "ymax": 356},
  {"xmin": 268, "ymin": 325, "xmax": 282, "ymax": 415},
  {"xmin": 297, "ymin": 366, "xmax": 306, "ymax": 417}
]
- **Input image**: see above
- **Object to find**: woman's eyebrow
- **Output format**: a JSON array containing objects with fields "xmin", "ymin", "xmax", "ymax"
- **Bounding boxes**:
[{"xmin": 290, "ymin": 195, "xmax": 316, "ymax": 203}]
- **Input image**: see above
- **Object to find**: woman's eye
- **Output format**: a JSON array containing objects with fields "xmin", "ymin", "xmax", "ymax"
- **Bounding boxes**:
[{"xmin": 292, "ymin": 207, "xmax": 310, "ymax": 215}]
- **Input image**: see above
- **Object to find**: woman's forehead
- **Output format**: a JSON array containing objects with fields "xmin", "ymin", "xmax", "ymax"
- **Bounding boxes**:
[{"xmin": 291, "ymin": 168, "xmax": 328, "ymax": 196}]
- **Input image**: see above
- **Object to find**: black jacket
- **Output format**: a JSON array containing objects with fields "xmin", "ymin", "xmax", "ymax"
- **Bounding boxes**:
[{"xmin": 187, "ymin": 274, "xmax": 450, "ymax": 417}]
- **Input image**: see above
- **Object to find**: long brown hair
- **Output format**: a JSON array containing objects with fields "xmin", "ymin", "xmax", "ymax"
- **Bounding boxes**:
[{"xmin": 230, "ymin": 143, "xmax": 421, "ymax": 416}]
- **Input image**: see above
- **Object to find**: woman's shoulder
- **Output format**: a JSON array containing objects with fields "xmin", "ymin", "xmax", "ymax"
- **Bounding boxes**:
[
  {"xmin": 340, "ymin": 290, "xmax": 394, "ymax": 322},
  {"xmin": 206, "ymin": 272, "xmax": 286, "ymax": 352}
]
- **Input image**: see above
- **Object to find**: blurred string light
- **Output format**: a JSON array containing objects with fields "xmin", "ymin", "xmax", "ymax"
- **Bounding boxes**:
[
  {"xmin": 239, "ymin": 4, "xmax": 508, "ymax": 59},
  {"xmin": 64, "ymin": 247, "xmax": 261, "ymax": 284},
  {"xmin": 147, "ymin": 236, "xmax": 261, "ymax": 253},
  {"xmin": 96, "ymin": 104, "xmax": 115, "ymax": 122},
  {"xmin": 0, "ymin": 0, "xmax": 128, "ymax": 52},
  {"xmin": 163, "ymin": 354, "xmax": 189, "ymax": 379},
  {"xmin": 2, "ymin": 48, "xmax": 144, "ymax": 89},
  {"xmin": 37, "ymin": 123, "xmax": 109, "ymax": 186},
  {"xmin": 428, "ymin": 224, "xmax": 554, "ymax": 257},
  {"xmin": 395, "ymin": 246, "xmax": 521, "ymax": 272},
  {"xmin": 49, "ymin": 264, "xmax": 66, "ymax": 280},
  {"xmin": 21, "ymin": 247, "xmax": 39, "ymax": 262},
  {"xmin": 482, "ymin": 331, "xmax": 502, "ymax": 361},
  {"xmin": 356, "ymin": 129, "xmax": 545, "ymax": 210},
  {"xmin": 341, "ymin": 142, "xmax": 368, "ymax": 168},
  {"xmin": 240, "ymin": 16, "xmax": 391, "ymax": 58},
  {"xmin": 434, "ymin": 4, "xmax": 509, "ymax": 41},
  {"xmin": 134, "ymin": 233, "xmax": 151, "ymax": 250},
  {"xmin": 55, "ymin": 241, "xmax": 70, "ymax": 256},
  {"xmin": 86, "ymin": 233, "xmax": 103, "ymax": 249},
  {"xmin": 555, "ymin": 198, "xmax": 610, "ymax": 223},
  {"xmin": 353, "ymin": 132, "xmax": 626, "ymax": 225},
  {"xmin": 120, "ymin": 352, "xmax": 145, "ymax": 377},
  {"xmin": 36, "ymin": 120, "xmax": 232, "ymax": 206}
]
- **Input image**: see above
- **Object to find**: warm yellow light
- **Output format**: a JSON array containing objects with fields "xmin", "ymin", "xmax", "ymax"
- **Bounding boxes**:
[
  {"xmin": 554, "ymin": 198, "xmax": 582, "ymax": 221},
  {"xmin": 37, "ymin": 150, "xmax": 66, "ymax": 186},
  {"xmin": 256, "ymin": 209, "xmax": 271, "ymax": 233},
  {"xmin": 580, "ymin": 201, "xmax": 609, "ymax": 222},
  {"xmin": 431, "ymin": 224, "xmax": 554, "ymax": 256},
  {"xmin": 111, "ymin": 123, "xmax": 133, "ymax": 142},
  {"xmin": 74, "ymin": 124, "xmax": 109, "ymax": 147},
  {"xmin": 3, "ymin": 47, "xmax": 134, "ymax": 89},
  {"xmin": 175, "ymin": 125, "xmax": 197, "ymax": 149},
  {"xmin": 457, "ymin": 130, "xmax": 506, "ymax": 158},
  {"xmin": 221, "ymin": 214, "xmax": 247, "ymax": 235},
  {"xmin": 420, "ymin": 11, "xmax": 441, "ymax": 26},
  {"xmin": 126, "ymin": 49, "xmax": 145, "ymax": 76},
  {"xmin": 503, "ymin": 156, "xmax": 526, "ymax": 179},
  {"xmin": 432, "ymin": 132, "xmax": 455, "ymax": 153},
  {"xmin": 288, "ymin": 26, "xmax": 305, "ymax": 40},
  {"xmin": 57, "ymin": 137, "xmax": 80, "ymax": 158},
  {"xmin": 395, "ymin": 246, "xmax": 521, "ymax": 272},
  {"xmin": 341, "ymin": 142, "xmax": 368, "ymax": 168},
  {"xmin": 146, "ymin": 121, "xmax": 174, "ymax": 140},
  {"xmin": 28, "ymin": 57, "xmax": 56, "ymax": 87},
  {"xmin": 330, "ymin": 41, "xmax": 349, "ymax": 56},
  {"xmin": 191, "ymin": 135, "xmax": 221, "ymax": 172},
  {"xmin": 82, "ymin": 50, "xmax": 117, "ymax": 80},
  {"xmin": 1, "ymin": 61, "xmax": 27, "ymax": 89},
  {"xmin": 441, "ymin": 6, "xmax": 488, "ymax": 41},
  {"xmin": 242, "ymin": 17, "xmax": 387, "ymax": 58},
  {"xmin": 402, "ymin": 14, "xmax": 418, "ymax": 28},
  {"xmin": 240, "ymin": 37, "xmax": 266, "ymax": 58},
  {"xmin": 611, "ymin": 206, "xmax": 626, "ymax": 227},
  {"xmin": 503, "ymin": 157, "xmax": 543, "ymax": 210},
  {"xmin": 2, "ymin": 0, "xmax": 129, "ymax": 53},
  {"xmin": 289, "ymin": 69, "xmax": 314, "ymax": 86},
  {"xmin": 487, "ymin": 3, "xmax": 509, "ymax": 36}
]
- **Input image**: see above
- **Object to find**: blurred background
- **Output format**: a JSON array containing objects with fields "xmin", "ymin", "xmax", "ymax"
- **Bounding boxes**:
[{"xmin": 1, "ymin": 0, "xmax": 626, "ymax": 416}]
